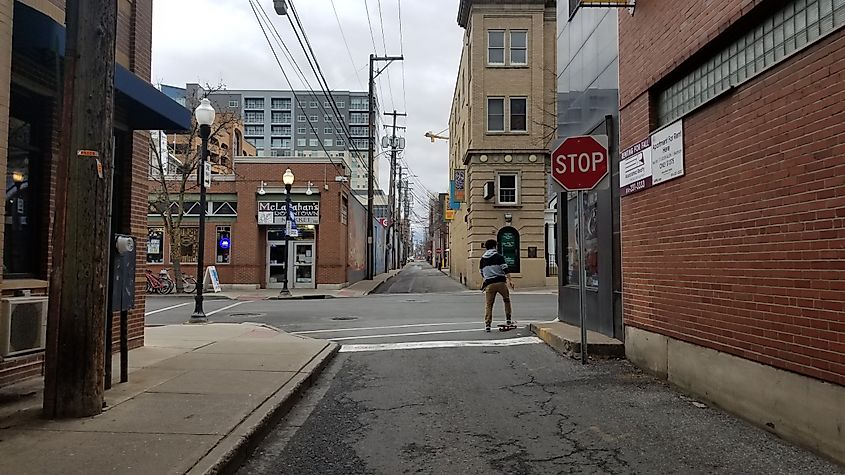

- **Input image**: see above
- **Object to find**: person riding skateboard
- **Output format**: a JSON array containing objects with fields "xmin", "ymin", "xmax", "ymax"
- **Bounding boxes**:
[{"xmin": 480, "ymin": 239, "xmax": 514, "ymax": 332}]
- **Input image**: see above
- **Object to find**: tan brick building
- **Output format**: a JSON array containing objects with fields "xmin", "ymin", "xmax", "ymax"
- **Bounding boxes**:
[
  {"xmin": 448, "ymin": 0, "xmax": 556, "ymax": 289},
  {"xmin": 618, "ymin": 0, "xmax": 845, "ymax": 463},
  {"xmin": 0, "ymin": 0, "xmax": 190, "ymax": 386}
]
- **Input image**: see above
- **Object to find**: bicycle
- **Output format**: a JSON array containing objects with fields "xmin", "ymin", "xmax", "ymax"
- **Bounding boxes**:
[
  {"xmin": 158, "ymin": 268, "xmax": 198, "ymax": 294},
  {"xmin": 145, "ymin": 269, "xmax": 173, "ymax": 294}
]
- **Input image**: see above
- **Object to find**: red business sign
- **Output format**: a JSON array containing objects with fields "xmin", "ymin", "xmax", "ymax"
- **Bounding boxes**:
[{"xmin": 551, "ymin": 135, "xmax": 609, "ymax": 191}]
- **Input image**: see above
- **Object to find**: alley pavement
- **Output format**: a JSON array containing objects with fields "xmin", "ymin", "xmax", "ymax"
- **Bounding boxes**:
[{"xmin": 233, "ymin": 263, "xmax": 840, "ymax": 474}]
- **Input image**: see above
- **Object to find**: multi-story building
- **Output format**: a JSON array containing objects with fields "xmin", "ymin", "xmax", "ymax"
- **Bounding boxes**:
[
  {"xmin": 448, "ymin": 0, "xmax": 557, "ymax": 289},
  {"xmin": 162, "ymin": 85, "xmax": 380, "ymax": 191},
  {"xmin": 618, "ymin": 0, "xmax": 845, "ymax": 463},
  {"xmin": 0, "ymin": 0, "xmax": 190, "ymax": 387}
]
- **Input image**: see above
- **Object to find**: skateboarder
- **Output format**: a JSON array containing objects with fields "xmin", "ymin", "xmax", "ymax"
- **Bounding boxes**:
[{"xmin": 480, "ymin": 239, "xmax": 514, "ymax": 332}]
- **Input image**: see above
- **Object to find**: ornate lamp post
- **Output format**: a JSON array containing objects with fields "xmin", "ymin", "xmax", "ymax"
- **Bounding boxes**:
[
  {"xmin": 190, "ymin": 98, "xmax": 215, "ymax": 323},
  {"xmin": 279, "ymin": 168, "xmax": 295, "ymax": 297}
]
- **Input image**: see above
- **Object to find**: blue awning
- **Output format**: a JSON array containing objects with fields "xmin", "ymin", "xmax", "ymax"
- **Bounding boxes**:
[{"xmin": 12, "ymin": 1, "xmax": 191, "ymax": 132}]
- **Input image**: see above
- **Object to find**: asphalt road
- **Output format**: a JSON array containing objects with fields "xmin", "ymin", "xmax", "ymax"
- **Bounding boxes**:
[{"xmin": 228, "ymin": 264, "xmax": 839, "ymax": 475}]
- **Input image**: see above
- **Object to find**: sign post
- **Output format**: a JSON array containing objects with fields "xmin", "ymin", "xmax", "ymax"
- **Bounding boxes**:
[{"xmin": 551, "ymin": 135, "xmax": 609, "ymax": 364}]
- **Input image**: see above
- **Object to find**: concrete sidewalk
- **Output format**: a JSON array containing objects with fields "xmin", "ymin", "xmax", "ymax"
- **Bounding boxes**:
[
  {"xmin": 0, "ymin": 324, "xmax": 338, "ymax": 475},
  {"xmin": 154, "ymin": 270, "xmax": 401, "ymax": 301},
  {"xmin": 530, "ymin": 321, "xmax": 624, "ymax": 359}
]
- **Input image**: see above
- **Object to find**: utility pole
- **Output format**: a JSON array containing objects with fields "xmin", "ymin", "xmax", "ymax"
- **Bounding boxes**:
[
  {"xmin": 43, "ymin": 0, "xmax": 118, "ymax": 418},
  {"xmin": 383, "ymin": 110, "xmax": 406, "ymax": 272},
  {"xmin": 396, "ymin": 167, "xmax": 403, "ymax": 268},
  {"xmin": 404, "ymin": 182, "xmax": 412, "ymax": 264},
  {"xmin": 367, "ymin": 54, "xmax": 403, "ymax": 280}
]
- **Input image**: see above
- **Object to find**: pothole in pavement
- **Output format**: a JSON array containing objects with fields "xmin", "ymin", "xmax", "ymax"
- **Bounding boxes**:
[
  {"xmin": 331, "ymin": 316, "xmax": 359, "ymax": 321},
  {"xmin": 228, "ymin": 313, "xmax": 265, "ymax": 318}
]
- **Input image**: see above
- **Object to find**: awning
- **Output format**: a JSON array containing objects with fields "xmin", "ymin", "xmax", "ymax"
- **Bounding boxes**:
[{"xmin": 11, "ymin": 1, "xmax": 191, "ymax": 132}]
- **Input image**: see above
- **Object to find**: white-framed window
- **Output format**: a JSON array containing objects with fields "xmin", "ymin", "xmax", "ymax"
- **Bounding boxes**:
[
  {"xmin": 324, "ymin": 114, "xmax": 332, "ymax": 121},
  {"xmin": 297, "ymin": 138, "xmax": 306, "ymax": 147},
  {"xmin": 297, "ymin": 126, "xmax": 306, "ymax": 134},
  {"xmin": 310, "ymin": 101, "xmax": 317, "ymax": 108},
  {"xmin": 325, "ymin": 138, "xmax": 333, "ymax": 147},
  {"xmin": 488, "ymin": 30, "xmax": 505, "ymax": 65},
  {"xmin": 324, "ymin": 127, "xmax": 333, "ymax": 134},
  {"xmin": 497, "ymin": 173, "xmax": 518, "ymax": 205},
  {"xmin": 510, "ymin": 97, "xmax": 527, "ymax": 132},
  {"xmin": 309, "ymin": 139, "xmax": 318, "ymax": 147},
  {"xmin": 245, "ymin": 111, "xmax": 264, "ymax": 123},
  {"xmin": 246, "ymin": 136, "xmax": 264, "ymax": 148},
  {"xmin": 487, "ymin": 97, "xmax": 505, "ymax": 132},
  {"xmin": 336, "ymin": 139, "xmax": 345, "ymax": 147},
  {"xmin": 297, "ymin": 115, "xmax": 306, "ymax": 122},
  {"xmin": 337, "ymin": 101, "xmax": 345, "ymax": 108},
  {"xmin": 228, "ymin": 100, "xmax": 239, "ymax": 108},
  {"xmin": 510, "ymin": 31, "xmax": 527, "ymax": 65},
  {"xmin": 309, "ymin": 115, "xmax": 318, "ymax": 122},
  {"xmin": 244, "ymin": 98, "xmax": 264, "ymax": 109},
  {"xmin": 323, "ymin": 101, "xmax": 331, "ymax": 108}
]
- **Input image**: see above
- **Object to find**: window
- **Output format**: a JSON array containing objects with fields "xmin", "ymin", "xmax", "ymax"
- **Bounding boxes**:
[
  {"xmin": 297, "ymin": 138, "xmax": 306, "ymax": 147},
  {"xmin": 271, "ymin": 98, "xmax": 291, "ymax": 110},
  {"xmin": 350, "ymin": 126, "xmax": 368, "ymax": 136},
  {"xmin": 271, "ymin": 137, "xmax": 283, "ymax": 148},
  {"xmin": 487, "ymin": 98, "xmax": 505, "ymax": 132},
  {"xmin": 297, "ymin": 126, "xmax": 306, "ymax": 134},
  {"xmin": 336, "ymin": 139, "xmax": 345, "ymax": 147},
  {"xmin": 497, "ymin": 173, "xmax": 518, "ymax": 205},
  {"xmin": 337, "ymin": 101, "xmax": 345, "ymax": 108},
  {"xmin": 324, "ymin": 114, "xmax": 332, "ymax": 121},
  {"xmin": 228, "ymin": 100, "xmax": 239, "ymax": 108},
  {"xmin": 246, "ymin": 137, "xmax": 264, "ymax": 148},
  {"xmin": 350, "ymin": 97, "xmax": 368, "ymax": 109},
  {"xmin": 272, "ymin": 125, "xmax": 291, "ymax": 136},
  {"xmin": 657, "ymin": 0, "xmax": 845, "ymax": 126},
  {"xmin": 309, "ymin": 139, "xmax": 318, "ymax": 147},
  {"xmin": 510, "ymin": 31, "xmax": 527, "ymax": 65},
  {"xmin": 488, "ymin": 30, "xmax": 505, "ymax": 64},
  {"xmin": 324, "ymin": 127, "xmax": 333, "ymax": 134},
  {"xmin": 309, "ymin": 115, "xmax": 318, "ymax": 122},
  {"xmin": 510, "ymin": 98, "xmax": 527, "ymax": 132},
  {"xmin": 323, "ymin": 101, "xmax": 331, "ymax": 108},
  {"xmin": 298, "ymin": 115, "xmax": 306, "ymax": 122},
  {"xmin": 325, "ymin": 138, "xmax": 333, "ymax": 147},
  {"xmin": 309, "ymin": 101, "xmax": 317, "ymax": 108},
  {"xmin": 216, "ymin": 226, "xmax": 231, "ymax": 264},
  {"xmin": 350, "ymin": 112, "xmax": 368, "ymax": 124},
  {"xmin": 244, "ymin": 98, "xmax": 264, "ymax": 109},
  {"xmin": 179, "ymin": 227, "xmax": 199, "ymax": 263},
  {"xmin": 245, "ymin": 125, "xmax": 263, "ymax": 135},
  {"xmin": 245, "ymin": 111, "xmax": 264, "ymax": 123},
  {"xmin": 147, "ymin": 228, "xmax": 164, "ymax": 263},
  {"xmin": 271, "ymin": 111, "xmax": 291, "ymax": 124}
]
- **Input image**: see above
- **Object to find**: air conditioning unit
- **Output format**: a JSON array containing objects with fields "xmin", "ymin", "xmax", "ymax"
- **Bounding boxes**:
[{"xmin": 0, "ymin": 296, "xmax": 49, "ymax": 357}]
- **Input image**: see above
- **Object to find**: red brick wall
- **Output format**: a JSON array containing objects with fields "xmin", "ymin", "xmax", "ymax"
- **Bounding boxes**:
[{"xmin": 619, "ymin": 6, "xmax": 845, "ymax": 385}]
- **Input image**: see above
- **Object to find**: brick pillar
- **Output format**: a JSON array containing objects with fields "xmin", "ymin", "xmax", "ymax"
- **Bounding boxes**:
[{"xmin": 0, "ymin": 0, "xmax": 14, "ymax": 284}]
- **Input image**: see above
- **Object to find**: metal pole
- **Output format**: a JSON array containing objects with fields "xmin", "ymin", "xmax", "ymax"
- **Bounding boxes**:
[
  {"xmin": 578, "ymin": 190, "xmax": 587, "ymax": 364},
  {"xmin": 366, "ymin": 54, "xmax": 375, "ymax": 280},
  {"xmin": 385, "ymin": 111, "xmax": 397, "ymax": 272},
  {"xmin": 190, "ymin": 124, "xmax": 210, "ymax": 323},
  {"xmin": 280, "ymin": 183, "xmax": 292, "ymax": 296}
]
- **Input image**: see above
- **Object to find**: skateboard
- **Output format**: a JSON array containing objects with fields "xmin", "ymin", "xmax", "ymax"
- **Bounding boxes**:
[{"xmin": 498, "ymin": 322, "xmax": 518, "ymax": 332}]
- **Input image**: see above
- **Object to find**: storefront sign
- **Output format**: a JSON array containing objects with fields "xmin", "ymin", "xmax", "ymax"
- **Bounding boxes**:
[
  {"xmin": 445, "ymin": 209, "xmax": 456, "ymax": 220},
  {"xmin": 620, "ymin": 137, "xmax": 653, "ymax": 196},
  {"xmin": 257, "ymin": 201, "xmax": 319, "ymax": 225},
  {"xmin": 650, "ymin": 120, "xmax": 684, "ymax": 185}
]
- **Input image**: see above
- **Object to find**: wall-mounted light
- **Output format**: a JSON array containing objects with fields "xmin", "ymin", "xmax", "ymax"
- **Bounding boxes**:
[
  {"xmin": 257, "ymin": 181, "xmax": 266, "ymax": 196},
  {"xmin": 11, "ymin": 171, "xmax": 25, "ymax": 184},
  {"xmin": 305, "ymin": 181, "xmax": 314, "ymax": 196}
]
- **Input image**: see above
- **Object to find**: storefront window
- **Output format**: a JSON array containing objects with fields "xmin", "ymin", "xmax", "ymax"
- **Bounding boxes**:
[
  {"xmin": 566, "ymin": 191, "xmax": 599, "ymax": 289},
  {"xmin": 147, "ymin": 227, "xmax": 164, "ymax": 263},
  {"xmin": 497, "ymin": 227, "xmax": 520, "ymax": 273},
  {"xmin": 179, "ymin": 227, "xmax": 199, "ymax": 263},
  {"xmin": 216, "ymin": 226, "xmax": 231, "ymax": 264},
  {"xmin": 4, "ymin": 113, "xmax": 41, "ymax": 278}
]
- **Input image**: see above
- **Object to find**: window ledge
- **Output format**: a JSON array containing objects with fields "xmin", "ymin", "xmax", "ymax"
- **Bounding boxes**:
[
  {"xmin": 486, "ymin": 65, "xmax": 529, "ymax": 69},
  {"xmin": 486, "ymin": 132, "xmax": 529, "ymax": 136},
  {"xmin": 494, "ymin": 204, "xmax": 522, "ymax": 208}
]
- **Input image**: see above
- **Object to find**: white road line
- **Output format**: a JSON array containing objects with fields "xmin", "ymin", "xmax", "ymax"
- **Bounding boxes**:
[
  {"xmin": 292, "ymin": 321, "xmax": 480, "ymax": 335},
  {"xmin": 206, "ymin": 301, "xmax": 247, "ymax": 316},
  {"xmin": 339, "ymin": 336, "xmax": 543, "ymax": 353},
  {"xmin": 144, "ymin": 302, "xmax": 191, "ymax": 316},
  {"xmin": 328, "ymin": 328, "xmax": 501, "ymax": 341}
]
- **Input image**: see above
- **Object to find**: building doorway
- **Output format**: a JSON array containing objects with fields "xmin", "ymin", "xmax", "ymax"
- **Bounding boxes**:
[{"xmin": 265, "ymin": 229, "xmax": 316, "ymax": 289}]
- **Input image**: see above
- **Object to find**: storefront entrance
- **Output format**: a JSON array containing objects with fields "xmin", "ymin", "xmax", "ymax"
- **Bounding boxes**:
[{"xmin": 265, "ymin": 229, "xmax": 315, "ymax": 289}]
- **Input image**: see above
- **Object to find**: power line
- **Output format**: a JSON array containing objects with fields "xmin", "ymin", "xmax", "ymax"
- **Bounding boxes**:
[
  {"xmin": 397, "ymin": 0, "xmax": 407, "ymax": 112},
  {"xmin": 329, "ymin": 0, "xmax": 364, "ymax": 90},
  {"xmin": 376, "ymin": 0, "xmax": 396, "ymax": 111}
]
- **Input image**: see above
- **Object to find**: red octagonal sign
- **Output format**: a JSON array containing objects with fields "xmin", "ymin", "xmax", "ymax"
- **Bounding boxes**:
[{"xmin": 552, "ymin": 135, "xmax": 609, "ymax": 191}]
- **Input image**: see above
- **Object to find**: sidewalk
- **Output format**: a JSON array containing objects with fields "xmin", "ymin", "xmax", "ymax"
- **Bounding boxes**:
[
  {"xmin": 155, "ymin": 270, "xmax": 401, "ymax": 301},
  {"xmin": 0, "ymin": 323, "xmax": 338, "ymax": 475},
  {"xmin": 530, "ymin": 321, "xmax": 624, "ymax": 359}
]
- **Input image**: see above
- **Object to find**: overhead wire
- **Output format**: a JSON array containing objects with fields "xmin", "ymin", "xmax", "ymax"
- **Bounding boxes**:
[{"xmin": 329, "ymin": 0, "xmax": 365, "ymax": 90}]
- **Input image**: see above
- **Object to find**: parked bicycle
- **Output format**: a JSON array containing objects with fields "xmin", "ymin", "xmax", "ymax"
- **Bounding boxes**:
[{"xmin": 144, "ymin": 268, "xmax": 198, "ymax": 294}]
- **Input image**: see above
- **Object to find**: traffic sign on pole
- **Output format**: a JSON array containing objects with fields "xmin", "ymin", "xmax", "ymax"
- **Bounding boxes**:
[{"xmin": 551, "ymin": 135, "xmax": 609, "ymax": 191}]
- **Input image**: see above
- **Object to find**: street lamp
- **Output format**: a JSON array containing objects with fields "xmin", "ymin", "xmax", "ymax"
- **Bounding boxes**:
[
  {"xmin": 279, "ymin": 168, "xmax": 295, "ymax": 297},
  {"xmin": 190, "ymin": 98, "xmax": 215, "ymax": 323}
]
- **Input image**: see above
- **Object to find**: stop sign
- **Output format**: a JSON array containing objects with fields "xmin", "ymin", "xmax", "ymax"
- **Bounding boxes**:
[{"xmin": 551, "ymin": 136, "xmax": 609, "ymax": 191}]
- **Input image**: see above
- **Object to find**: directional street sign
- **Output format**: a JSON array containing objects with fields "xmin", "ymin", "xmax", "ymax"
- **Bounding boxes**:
[{"xmin": 551, "ymin": 135, "xmax": 609, "ymax": 191}]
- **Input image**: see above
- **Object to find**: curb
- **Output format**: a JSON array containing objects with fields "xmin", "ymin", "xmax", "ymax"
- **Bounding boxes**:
[
  {"xmin": 529, "ymin": 323, "xmax": 625, "ymax": 360},
  {"xmin": 187, "ymin": 342, "xmax": 340, "ymax": 475},
  {"xmin": 148, "ymin": 293, "xmax": 232, "ymax": 300},
  {"xmin": 367, "ymin": 271, "xmax": 401, "ymax": 295}
]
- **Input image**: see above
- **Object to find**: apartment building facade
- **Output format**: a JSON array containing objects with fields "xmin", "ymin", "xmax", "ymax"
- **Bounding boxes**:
[{"xmin": 448, "ymin": 0, "xmax": 557, "ymax": 289}]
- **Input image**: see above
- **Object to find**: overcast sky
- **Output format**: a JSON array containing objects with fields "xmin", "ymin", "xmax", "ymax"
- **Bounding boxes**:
[{"xmin": 151, "ymin": 0, "xmax": 464, "ymax": 230}]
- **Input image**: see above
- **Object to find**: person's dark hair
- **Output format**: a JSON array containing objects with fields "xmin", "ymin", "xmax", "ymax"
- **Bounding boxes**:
[{"xmin": 484, "ymin": 239, "xmax": 497, "ymax": 250}]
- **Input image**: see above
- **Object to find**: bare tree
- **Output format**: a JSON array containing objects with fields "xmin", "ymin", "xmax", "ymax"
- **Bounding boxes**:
[{"xmin": 148, "ymin": 85, "xmax": 241, "ymax": 292}]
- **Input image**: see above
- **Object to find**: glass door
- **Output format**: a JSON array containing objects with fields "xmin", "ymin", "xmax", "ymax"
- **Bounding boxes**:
[
  {"xmin": 267, "ymin": 241, "xmax": 288, "ymax": 288},
  {"xmin": 293, "ymin": 242, "xmax": 315, "ymax": 288}
]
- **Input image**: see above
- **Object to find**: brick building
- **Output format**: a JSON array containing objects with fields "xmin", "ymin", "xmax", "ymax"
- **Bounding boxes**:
[
  {"xmin": 0, "ymin": 0, "xmax": 190, "ymax": 387},
  {"xmin": 618, "ymin": 0, "xmax": 844, "ymax": 462},
  {"xmin": 147, "ymin": 157, "xmax": 383, "ymax": 290}
]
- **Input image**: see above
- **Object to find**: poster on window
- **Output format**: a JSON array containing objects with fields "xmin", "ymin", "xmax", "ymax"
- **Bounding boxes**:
[
  {"xmin": 147, "ymin": 237, "xmax": 161, "ymax": 255},
  {"xmin": 582, "ymin": 191, "xmax": 599, "ymax": 289}
]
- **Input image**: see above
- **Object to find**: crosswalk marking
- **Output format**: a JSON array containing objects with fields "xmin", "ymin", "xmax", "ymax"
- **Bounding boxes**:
[{"xmin": 339, "ymin": 336, "xmax": 543, "ymax": 353}]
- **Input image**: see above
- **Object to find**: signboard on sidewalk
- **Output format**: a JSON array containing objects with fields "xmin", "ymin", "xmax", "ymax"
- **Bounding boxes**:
[{"xmin": 204, "ymin": 266, "xmax": 221, "ymax": 292}]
